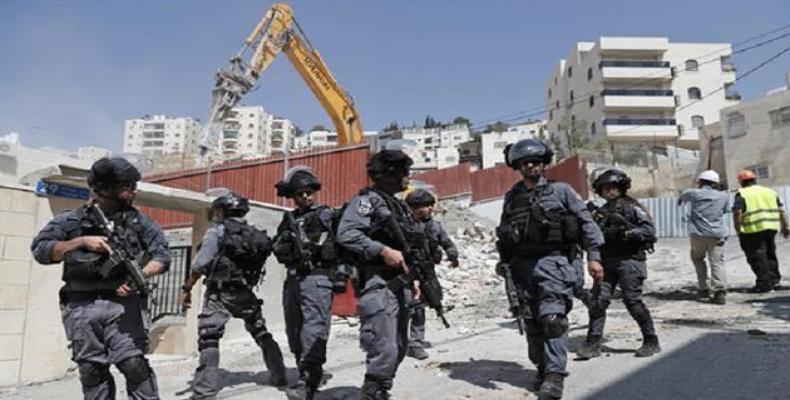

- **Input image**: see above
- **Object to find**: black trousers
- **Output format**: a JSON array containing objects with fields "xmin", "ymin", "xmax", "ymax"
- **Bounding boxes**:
[{"xmin": 738, "ymin": 230, "xmax": 780, "ymax": 289}]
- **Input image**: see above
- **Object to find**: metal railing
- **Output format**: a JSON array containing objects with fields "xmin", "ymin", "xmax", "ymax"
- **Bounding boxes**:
[
  {"xmin": 148, "ymin": 246, "xmax": 191, "ymax": 322},
  {"xmin": 599, "ymin": 60, "xmax": 670, "ymax": 68},
  {"xmin": 601, "ymin": 89, "xmax": 673, "ymax": 97},
  {"xmin": 603, "ymin": 118, "xmax": 676, "ymax": 126}
]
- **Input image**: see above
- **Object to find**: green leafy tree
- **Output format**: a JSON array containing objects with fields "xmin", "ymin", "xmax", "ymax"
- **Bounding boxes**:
[
  {"xmin": 452, "ymin": 116, "xmax": 471, "ymax": 127},
  {"xmin": 310, "ymin": 124, "xmax": 329, "ymax": 132},
  {"xmin": 487, "ymin": 121, "xmax": 510, "ymax": 133}
]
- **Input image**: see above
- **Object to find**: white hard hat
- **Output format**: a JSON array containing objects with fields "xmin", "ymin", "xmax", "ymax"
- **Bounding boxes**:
[{"xmin": 697, "ymin": 170, "xmax": 720, "ymax": 184}]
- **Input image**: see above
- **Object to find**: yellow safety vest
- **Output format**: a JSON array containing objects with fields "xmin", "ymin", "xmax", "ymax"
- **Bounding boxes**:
[{"xmin": 738, "ymin": 185, "xmax": 781, "ymax": 234}]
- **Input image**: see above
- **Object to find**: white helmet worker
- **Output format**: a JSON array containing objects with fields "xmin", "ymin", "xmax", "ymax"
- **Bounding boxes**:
[{"xmin": 697, "ymin": 170, "xmax": 720, "ymax": 184}]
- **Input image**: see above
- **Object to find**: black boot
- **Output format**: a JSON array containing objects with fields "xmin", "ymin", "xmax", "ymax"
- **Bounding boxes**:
[
  {"xmin": 576, "ymin": 335, "xmax": 602, "ymax": 360},
  {"xmin": 285, "ymin": 380, "xmax": 315, "ymax": 400},
  {"xmin": 258, "ymin": 334, "xmax": 287, "ymax": 386},
  {"xmin": 538, "ymin": 372, "xmax": 564, "ymax": 399},
  {"xmin": 361, "ymin": 377, "xmax": 390, "ymax": 400},
  {"xmin": 528, "ymin": 366, "xmax": 545, "ymax": 391},
  {"xmin": 712, "ymin": 291, "xmax": 726, "ymax": 305},
  {"xmin": 635, "ymin": 334, "xmax": 661, "ymax": 357}
]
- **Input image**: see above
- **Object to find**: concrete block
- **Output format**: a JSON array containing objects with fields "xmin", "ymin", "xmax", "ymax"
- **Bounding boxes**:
[
  {"xmin": 0, "ymin": 260, "xmax": 31, "ymax": 285},
  {"xmin": 0, "ymin": 310, "xmax": 25, "ymax": 334},
  {"xmin": 0, "ymin": 359, "xmax": 20, "ymax": 387},
  {"xmin": 0, "ymin": 190, "xmax": 11, "ymax": 212},
  {"xmin": 9, "ymin": 191, "xmax": 37, "ymax": 215},
  {"xmin": 0, "ymin": 334, "xmax": 23, "ymax": 361},
  {"xmin": 0, "ymin": 211, "xmax": 36, "ymax": 238},
  {"xmin": 3, "ymin": 237, "xmax": 32, "ymax": 261},
  {"xmin": 0, "ymin": 285, "xmax": 29, "ymax": 310}
]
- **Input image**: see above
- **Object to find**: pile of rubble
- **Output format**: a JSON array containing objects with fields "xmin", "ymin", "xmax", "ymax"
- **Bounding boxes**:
[{"xmin": 433, "ymin": 201, "xmax": 509, "ymax": 326}]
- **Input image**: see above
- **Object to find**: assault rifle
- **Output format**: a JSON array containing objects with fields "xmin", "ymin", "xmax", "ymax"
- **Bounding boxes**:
[
  {"xmin": 283, "ymin": 211, "xmax": 314, "ymax": 273},
  {"xmin": 384, "ymin": 216, "xmax": 450, "ymax": 328},
  {"xmin": 587, "ymin": 202, "xmax": 655, "ymax": 252},
  {"xmin": 501, "ymin": 262, "xmax": 528, "ymax": 335},
  {"xmin": 89, "ymin": 204, "xmax": 152, "ymax": 297}
]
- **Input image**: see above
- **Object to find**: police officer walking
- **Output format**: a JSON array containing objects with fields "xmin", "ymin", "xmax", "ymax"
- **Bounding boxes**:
[
  {"xmin": 31, "ymin": 157, "xmax": 170, "ymax": 400},
  {"xmin": 271, "ymin": 167, "xmax": 336, "ymax": 400},
  {"xmin": 495, "ymin": 140, "xmax": 604, "ymax": 399},
  {"xmin": 336, "ymin": 150, "xmax": 422, "ymax": 399},
  {"xmin": 732, "ymin": 169, "xmax": 790, "ymax": 292},
  {"xmin": 577, "ymin": 169, "xmax": 660, "ymax": 361},
  {"xmin": 181, "ymin": 192, "xmax": 286, "ymax": 399},
  {"xmin": 404, "ymin": 188, "xmax": 458, "ymax": 360}
]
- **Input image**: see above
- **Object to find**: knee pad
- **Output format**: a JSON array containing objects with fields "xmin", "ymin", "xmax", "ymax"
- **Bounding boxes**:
[
  {"xmin": 540, "ymin": 314, "xmax": 568, "ymax": 339},
  {"xmin": 198, "ymin": 325, "xmax": 223, "ymax": 350},
  {"xmin": 116, "ymin": 356, "xmax": 152, "ymax": 385},
  {"xmin": 78, "ymin": 362, "xmax": 111, "ymax": 388}
]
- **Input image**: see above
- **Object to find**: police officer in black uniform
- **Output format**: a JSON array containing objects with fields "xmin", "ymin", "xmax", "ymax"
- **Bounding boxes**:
[
  {"xmin": 576, "ymin": 169, "xmax": 661, "ymax": 360},
  {"xmin": 404, "ymin": 188, "xmax": 458, "ymax": 360},
  {"xmin": 495, "ymin": 140, "xmax": 604, "ymax": 399},
  {"xmin": 336, "ymin": 150, "xmax": 422, "ymax": 400},
  {"xmin": 181, "ymin": 192, "xmax": 286, "ymax": 399},
  {"xmin": 31, "ymin": 157, "xmax": 170, "ymax": 400},
  {"xmin": 271, "ymin": 166, "xmax": 336, "ymax": 400}
]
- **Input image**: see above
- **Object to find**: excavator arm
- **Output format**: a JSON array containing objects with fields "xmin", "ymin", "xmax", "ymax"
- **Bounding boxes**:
[{"xmin": 199, "ymin": 3, "xmax": 362, "ymax": 157}]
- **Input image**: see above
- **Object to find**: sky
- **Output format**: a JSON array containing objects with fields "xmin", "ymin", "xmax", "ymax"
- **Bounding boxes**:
[{"xmin": 1, "ymin": 0, "xmax": 789, "ymax": 152}]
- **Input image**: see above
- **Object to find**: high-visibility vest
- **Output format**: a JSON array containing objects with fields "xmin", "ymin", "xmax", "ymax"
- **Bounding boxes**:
[{"xmin": 737, "ymin": 185, "xmax": 781, "ymax": 234}]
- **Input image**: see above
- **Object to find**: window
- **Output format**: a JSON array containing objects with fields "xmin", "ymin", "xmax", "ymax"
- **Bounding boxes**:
[
  {"xmin": 587, "ymin": 67, "xmax": 593, "ymax": 81},
  {"xmin": 567, "ymin": 67, "xmax": 572, "ymax": 77},
  {"xmin": 248, "ymin": 133, "xmax": 253, "ymax": 138},
  {"xmin": 493, "ymin": 141, "xmax": 507, "ymax": 149},
  {"xmin": 549, "ymin": 110, "xmax": 553, "ymax": 120},
  {"xmin": 744, "ymin": 162, "xmax": 770, "ymax": 179},
  {"xmin": 691, "ymin": 115, "xmax": 705, "ymax": 128},
  {"xmin": 688, "ymin": 87, "xmax": 702, "ymax": 100},
  {"xmin": 769, "ymin": 106, "xmax": 790, "ymax": 128},
  {"xmin": 548, "ymin": 88, "xmax": 552, "ymax": 98},
  {"xmin": 249, "ymin": 123, "xmax": 254, "ymax": 128},
  {"xmin": 556, "ymin": 100, "xmax": 560, "ymax": 109},
  {"xmin": 570, "ymin": 91, "xmax": 574, "ymax": 103},
  {"xmin": 685, "ymin": 59, "xmax": 698, "ymax": 71},
  {"xmin": 727, "ymin": 112, "xmax": 746, "ymax": 138},
  {"xmin": 591, "ymin": 122, "xmax": 597, "ymax": 136},
  {"xmin": 589, "ymin": 95, "xmax": 595, "ymax": 108}
]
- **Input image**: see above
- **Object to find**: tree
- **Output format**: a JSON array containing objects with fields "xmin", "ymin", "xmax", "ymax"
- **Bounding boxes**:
[
  {"xmin": 558, "ymin": 115, "xmax": 590, "ymax": 156},
  {"xmin": 310, "ymin": 124, "xmax": 328, "ymax": 132},
  {"xmin": 487, "ymin": 121, "xmax": 510, "ymax": 133},
  {"xmin": 423, "ymin": 115, "xmax": 441, "ymax": 129},
  {"xmin": 383, "ymin": 121, "xmax": 399, "ymax": 132},
  {"xmin": 293, "ymin": 125, "xmax": 304, "ymax": 136},
  {"xmin": 452, "ymin": 116, "xmax": 471, "ymax": 127}
]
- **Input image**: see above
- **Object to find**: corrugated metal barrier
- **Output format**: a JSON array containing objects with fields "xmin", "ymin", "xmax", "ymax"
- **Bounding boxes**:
[
  {"xmin": 141, "ymin": 144, "xmax": 371, "ymax": 227},
  {"xmin": 642, "ymin": 185, "xmax": 790, "ymax": 238},
  {"xmin": 470, "ymin": 155, "xmax": 588, "ymax": 203},
  {"xmin": 413, "ymin": 163, "xmax": 472, "ymax": 199}
]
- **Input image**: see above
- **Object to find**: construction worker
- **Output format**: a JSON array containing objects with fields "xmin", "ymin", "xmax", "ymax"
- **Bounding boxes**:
[
  {"xmin": 495, "ymin": 139, "xmax": 604, "ymax": 399},
  {"xmin": 404, "ymin": 188, "xmax": 458, "ymax": 360},
  {"xmin": 336, "ymin": 149, "xmax": 422, "ymax": 399},
  {"xmin": 272, "ymin": 166, "xmax": 336, "ymax": 400},
  {"xmin": 678, "ymin": 170, "xmax": 730, "ymax": 304},
  {"xmin": 181, "ymin": 192, "xmax": 287, "ymax": 399},
  {"xmin": 577, "ymin": 169, "xmax": 660, "ymax": 361},
  {"xmin": 732, "ymin": 170, "xmax": 790, "ymax": 293},
  {"xmin": 30, "ymin": 157, "xmax": 170, "ymax": 400}
]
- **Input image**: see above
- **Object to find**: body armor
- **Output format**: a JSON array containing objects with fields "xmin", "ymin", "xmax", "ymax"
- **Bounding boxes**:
[
  {"xmin": 596, "ymin": 199, "xmax": 651, "ymax": 261},
  {"xmin": 208, "ymin": 219, "xmax": 271, "ymax": 288}
]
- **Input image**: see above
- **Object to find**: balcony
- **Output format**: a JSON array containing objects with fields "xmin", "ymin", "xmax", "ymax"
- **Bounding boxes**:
[
  {"xmin": 601, "ymin": 89, "xmax": 675, "ymax": 110},
  {"xmin": 725, "ymin": 91, "xmax": 741, "ymax": 101},
  {"xmin": 603, "ymin": 118, "xmax": 678, "ymax": 141},
  {"xmin": 599, "ymin": 60, "xmax": 671, "ymax": 82},
  {"xmin": 222, "ymin": 130, "xmax": 239, "ymax": 139},
  {"xmin": 721, "ymin": 63, "xmax": 736, "ymax": 72}
]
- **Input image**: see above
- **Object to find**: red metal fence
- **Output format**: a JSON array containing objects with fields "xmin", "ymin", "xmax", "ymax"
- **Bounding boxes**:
[
  {"xmin": 412, "ymin": 163, "xmax": 472, "ymax": 199},
  {"xmin": 470, "ymin": 155, "xmax": 588, "ymax": 202},
  {"xmin": 141, "ymin": 144, "xmax": 371, "ymax": 227}
]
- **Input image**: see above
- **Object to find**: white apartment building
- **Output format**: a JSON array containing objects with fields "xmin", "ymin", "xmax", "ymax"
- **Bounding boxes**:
[
  {"xmin": 547, "ymin": 37, "xmax": 738, "ymax": 150},
  {"xmin": 269, "ymin": 116, "xmax": 294, "ymax": 154},
  {"xmin": 306, "ymin": 130, "xmax": 339, "ymax": 148},
  {"xmin": 481, "ymin": 120, "xmax": 546, "ymax": 168},
  {"xmin": 124, "ymin": 115, "xmax": 201, "ymax": 157},
  {"xmin": 76, "ymin": 146, "xmax": 112, "ymax": 162},
  {"xmin": 218, "ymin": 106, "xmax": 270, "ymax": 159},
  {"xmin": 401, "ymin": 123, "xmax": 471, "ymax": 171}
]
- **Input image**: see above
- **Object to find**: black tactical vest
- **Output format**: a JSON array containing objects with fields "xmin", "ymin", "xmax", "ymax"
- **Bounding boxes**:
[
  {"xmin": 597, "ymin": 198, "xmax": 649, "ymax": 261},
  {"xmin": 276, "ymin": 205, "xmax": 336, "ymax": 273},
  {"xmin": 498, "ymin": 183, "xmax": 580, "ymax": 256},
  {"xmin": 209, "ymin": 218, "xmax": 271, "ymax": 287},
  {"xmin": 62, "ymin": 205, "xmax": 147, "ymax": 291}
]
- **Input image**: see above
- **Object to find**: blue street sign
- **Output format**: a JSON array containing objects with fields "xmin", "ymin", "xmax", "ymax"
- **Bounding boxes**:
[{"xmin": 36, "ymin": 181, "xmax": 90, "ymax": 200}]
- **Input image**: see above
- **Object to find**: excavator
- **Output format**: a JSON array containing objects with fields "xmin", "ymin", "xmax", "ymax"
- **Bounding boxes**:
[{"xmin": 198, "ymin": 3, "xmax": 363, "ymax": 157}]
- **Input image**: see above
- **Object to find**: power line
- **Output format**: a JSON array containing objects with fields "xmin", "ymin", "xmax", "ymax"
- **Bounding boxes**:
[{"xmin": 470, "ymin": 23, "xmax": 790, "ymax": 129}]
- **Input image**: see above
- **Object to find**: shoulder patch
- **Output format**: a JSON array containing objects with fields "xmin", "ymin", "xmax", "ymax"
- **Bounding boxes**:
[{"xmin": 357, "ymin": 198, "xmax": 373, "ymax": 216}]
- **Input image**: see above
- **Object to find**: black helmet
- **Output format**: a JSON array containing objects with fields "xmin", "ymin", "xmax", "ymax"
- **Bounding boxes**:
[
  {"xmin": 367, "ymin": 149, "xmax": 413, "ymax": 179},
  {"xmin": 87, "ymin": 157, "xmax": 141, "ymax": 192},
  {"xmin": 503, "ymin": 139, "xmax": 553, "ymax": 169},
  {"xmin": 592, "ymin": 169, "xmax": 631, "ymax": 195},
  {"xmin": 275, "ymin": 166, "xmax": 322, "ymax": 198},
  {"xmin": 211, "ymin": 192, "xmax": 250, "ymax": 217},
  {"xmin": 405, "ymin": 189, "xmax": 436, "ymax": 207}
]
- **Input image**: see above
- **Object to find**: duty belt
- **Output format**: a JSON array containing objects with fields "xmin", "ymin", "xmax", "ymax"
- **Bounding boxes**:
[
  {"xmin": 287, "ymin": 267, "xmax": 330, "ymax": 278},
  {"xmin": 65, "ymin": 290, "xmax": 120, "ymax": 303}
]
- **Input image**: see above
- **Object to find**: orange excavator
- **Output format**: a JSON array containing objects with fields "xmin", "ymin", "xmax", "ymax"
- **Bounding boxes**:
[{"xmin": 198, "ymin": 3, "xmax": 363, "ymax": 156}]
